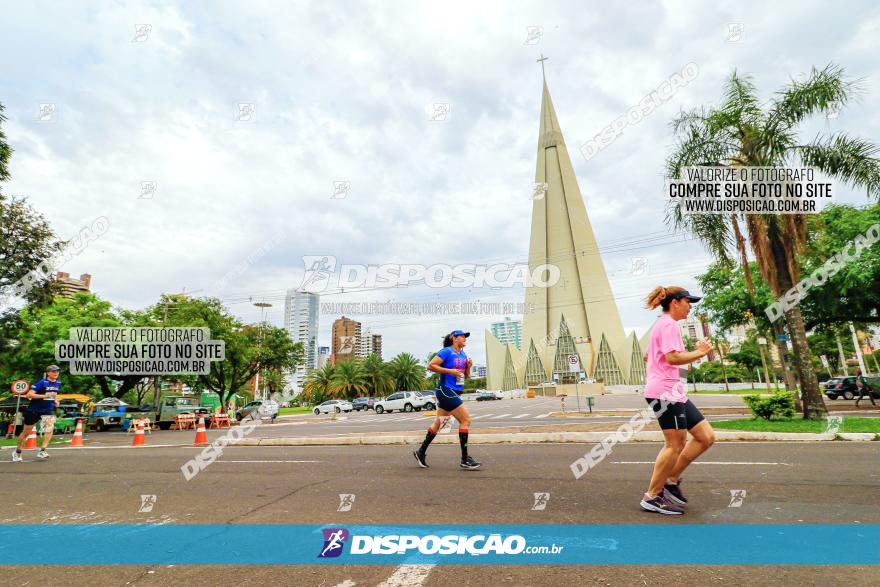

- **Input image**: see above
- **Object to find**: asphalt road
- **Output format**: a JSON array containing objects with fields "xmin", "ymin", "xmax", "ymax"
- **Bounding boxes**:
[{"xmin": 1, "ymin": 442, "xmax": 878, "ymax": 585}]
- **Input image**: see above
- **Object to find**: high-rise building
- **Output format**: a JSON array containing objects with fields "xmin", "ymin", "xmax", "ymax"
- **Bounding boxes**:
[
  {"xmin": 332, "ymin": 316, "xmax": 361, "ymax": 363},
  {"xmin": 284, "ymin": 290, "xmax": 319, "ymax": 388},
  {"xmin": 316, "ymin": 346, "xmax": 331, "ymax": 369},
  {"xmin": 371, "ymin": 333, "xmax": 383, "ymax": 359},
  {"xmin": 491, "ymin": 317, "xmax": 522, "ymax": 351},
  {"xmin": 486, "ymin": 79, "xmax": 637, "ymax": 390},
  {"xmin": 54, "ymin": 272, "xmax": 92, "ymax": 297},
  {"xmin": 357, "ymin": 327, "xmax": 383, "ymax": 359},
  {"xmin": 678, "ymin": 315, "xmax": 712, "ymax": 365}
]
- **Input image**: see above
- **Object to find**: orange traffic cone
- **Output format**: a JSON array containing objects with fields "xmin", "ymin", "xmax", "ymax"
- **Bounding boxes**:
[
  {"xmin": 131, "ymin": 420, "xmax": 146, "ymax": 446},
  {"xmin": 70, "ymin": 419, "xmax": 85, "ymax": 447},
  {"xmin": 25, "ymin": 429, "xmax": 38, "ymax": 449},
  {"xmin": 194, "ymin": 417, "xmax": 208, "ymax": 447}
]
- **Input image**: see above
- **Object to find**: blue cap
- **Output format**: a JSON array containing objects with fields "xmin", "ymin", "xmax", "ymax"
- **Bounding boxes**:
[{"xmin": 450, "ymin": 330, "xmax": 470, "ymax": 338}]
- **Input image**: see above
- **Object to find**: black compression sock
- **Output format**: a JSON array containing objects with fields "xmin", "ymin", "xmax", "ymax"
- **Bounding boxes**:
[
  {"xmin": 420, "ymin": 430, "xmax": 436, "ymax": 453},
  {"xmin": 459, "ymin": 428, "xmax": 469, "ymax": 460}
]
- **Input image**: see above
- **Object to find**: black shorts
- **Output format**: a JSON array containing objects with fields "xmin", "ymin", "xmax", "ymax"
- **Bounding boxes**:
[
  {"xmin": 22, "ymin": 411, "xmax": 42, "ymax": 426},
  {"xmin": 645, "ymin": 398, "xmax": 705, "ymax": 430}
]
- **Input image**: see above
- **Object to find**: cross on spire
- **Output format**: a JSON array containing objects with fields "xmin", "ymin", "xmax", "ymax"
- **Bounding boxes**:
[{"xmin": 537, "ymin": 53, "xmax": 549, "ymax": 81}]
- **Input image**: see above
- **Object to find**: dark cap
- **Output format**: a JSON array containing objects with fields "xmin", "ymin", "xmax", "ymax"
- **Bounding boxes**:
[
  {"xmin": 46, "ymin": 365, "xmax": 61, "ymax": 372},
  {"xmin": 666, "ymin": 290, "xmax": 702, "ymax": 304},
  {"xmin": 450, "ymin": 330, "xmax": 470, "ymax": 338}
]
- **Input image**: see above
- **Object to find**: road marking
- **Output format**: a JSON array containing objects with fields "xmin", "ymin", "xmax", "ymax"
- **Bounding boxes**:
[
  {"xmin": 512, "ymin": 413, "xmax": 530, "ymax": 419},
  {"xmin": 14, "ymin": 443, "xmax": 191, "ymax": 451},
  {"xmin": 534, "ymin": 413, "xmax": 551, "ymax": 418},
  {"xmin": 472, "ymin": 414, "xmax": 493, "ymax": 420},
  {"xmin": 611, "ymin": 461, "xmax": 792, "ymax": 466},
  {"xmin": 215, "ymin": 460, "xmax": 322, "ymax": 463},
  {"xmin": 377, "ymin": 564, "xmax": 435, "ymax": 587},
  {"xmin": 491, "ymin": 414, "xmax": 513, "ymax": 419}
]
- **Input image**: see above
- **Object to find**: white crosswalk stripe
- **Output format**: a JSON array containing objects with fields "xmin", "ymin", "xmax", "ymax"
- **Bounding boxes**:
[
  {"xmin": 472, "ymin": 414, "xmax": 494, "ymax": 420},
  {"xmin": 491, "ymin": 414, "xmax": 513, "ymax": 419},
  {"xmin": 512, "ymin": 413, "xmax": 530, "ymax": 419},
  {"xmin": 534, "ymin": 413, "xmax": 551, "ymax": 418}
]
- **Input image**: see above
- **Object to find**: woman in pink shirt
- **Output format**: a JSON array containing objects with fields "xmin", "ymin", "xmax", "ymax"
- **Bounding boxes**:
[{"xmin": 640, "ymin": 286, "xmax": 715, "ymax": 515}]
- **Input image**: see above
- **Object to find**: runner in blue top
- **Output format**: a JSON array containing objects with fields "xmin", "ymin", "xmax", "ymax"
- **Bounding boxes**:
[
  {"xmin": 14, "ymin": 365, "xmax": 62, "ymax": 462},
  {"xmin": 414, "ymin": 330, "xmax": 481, "ymax": 470}
]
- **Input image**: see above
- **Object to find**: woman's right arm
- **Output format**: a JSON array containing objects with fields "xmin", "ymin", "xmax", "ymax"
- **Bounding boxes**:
[{"xmin": 665, "ymin": 340, "xmax": 712, "ymax": 366}]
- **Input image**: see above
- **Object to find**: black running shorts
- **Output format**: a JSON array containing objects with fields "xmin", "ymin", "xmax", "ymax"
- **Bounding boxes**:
[{"xmin": 645, "ymin": 398, "xmax": 705, "ymax": 430}]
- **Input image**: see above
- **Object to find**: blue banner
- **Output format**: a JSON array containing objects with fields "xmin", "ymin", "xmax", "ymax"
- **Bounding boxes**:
[{"xmin": 0, "ymin": 524, "xmax": 876, "ymax": 565}]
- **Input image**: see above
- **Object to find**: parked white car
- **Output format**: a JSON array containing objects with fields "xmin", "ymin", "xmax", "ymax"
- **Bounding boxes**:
[
  {"xmin": 313, "ymin": 399, "xmax": 353, "ymax": 414},
  {"xmin": 374, "ymin": 391, "xmax": 434, "ymax": 413}
]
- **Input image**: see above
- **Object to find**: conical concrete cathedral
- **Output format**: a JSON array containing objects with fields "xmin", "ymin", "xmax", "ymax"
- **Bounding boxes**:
[{"xmin": 486, "ymin": 81, "xmax": 642, "ymax": 390}]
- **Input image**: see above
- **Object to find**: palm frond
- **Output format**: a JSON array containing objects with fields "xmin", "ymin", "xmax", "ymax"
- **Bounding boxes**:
[
  {"xmin": 720, "ymin": 70, "xmax": 764, "ymax": 129},
  {"xmin": 796, "ymin": 133, "xmax": 880, "ymax": 198},
  {"xmin": 767, "ymin": 63, "xmax": 862, "ymax": 132}
]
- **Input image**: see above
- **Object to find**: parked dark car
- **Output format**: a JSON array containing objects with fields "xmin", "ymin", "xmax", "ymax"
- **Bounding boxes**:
[
  {"xmin": 352, "ymin": 397, "xmax": 379, "ymax": 411},
  {"xmin": 823, "ymin": 376, "xmax": 880, "ymax": 400},
  {"xmin": 476, "ymin": 391, "xmax": 501, "ymax": 401}
]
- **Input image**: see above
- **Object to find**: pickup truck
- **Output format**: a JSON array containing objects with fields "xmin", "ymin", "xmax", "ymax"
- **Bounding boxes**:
[
  {"xmin": 88, "ymin": 398, "xmax": 131, "ymax": 431},
  {"xmin": 153, "ymin": 394, "xmax": 218, "ymax": 429}
]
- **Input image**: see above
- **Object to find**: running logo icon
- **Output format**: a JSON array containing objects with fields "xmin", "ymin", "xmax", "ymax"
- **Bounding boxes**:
[
  {"xmin": 338, "ymin": 337, "xmax": 357, "ymax": 356},
  {"xmin": 138, "ymin": 494, "xmax": 157, "ymax": 513},
  {"xmin": 728, "ymin": 489, "xmax": 747, "ymax": 508},
  {"xmin": 319, "ymin": 528, "xmax": 349, "ymax": 558},
  {"xmin": 823, "ymin": 416, "xmax": 843, "ymax": 434},
  {"xmin": 300, "ymin": 256, "xmax": 336, "ymax": 292},
  {"xmin": 532, "ymin": 492, "xmax": 550, "ymax": 511},
  {"xmin": 337, "ymin": 494, "xmax": 355, "ymax": 512}
]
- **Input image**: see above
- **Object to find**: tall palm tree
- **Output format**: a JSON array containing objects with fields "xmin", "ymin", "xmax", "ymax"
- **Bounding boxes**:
[
  {"xmin": 387, "ymin": 352, "xmax": 427, "ymax": 392},
  {"xmin": 361, "ymin": 353, "xmax": 394, "ymax": 397},
  {"xmin": 331, "ymin": 360, "xmax": 369, "ymax": 399},
  {"xmin": 667, "ymin": 64, "xmax": 880, "ymax": 419},
  {"xmin": 302, "ymin": 363, "xmax": 336, "ymax": 404}
]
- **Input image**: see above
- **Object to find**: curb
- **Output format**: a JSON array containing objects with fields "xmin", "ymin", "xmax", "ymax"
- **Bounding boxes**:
[
  {"xmin": 231, "ymin": 430, "xmax": 876, "ymax": 447},
  {"xmin": 836, "ymin": 432, "xmax": 880, "ymax": 441}
]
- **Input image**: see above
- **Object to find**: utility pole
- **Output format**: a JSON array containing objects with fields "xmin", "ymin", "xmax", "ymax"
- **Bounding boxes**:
[
  {"xmin": 253, "ymin": 301, "xmax": 273, "ymax": 400},
  {"xmin": 836, "ymin": 331, "xmax": 849, "ymax": 376},
  {"xmin": 850, "ymin": 322, "xmax": 868, "ymax": 376}
]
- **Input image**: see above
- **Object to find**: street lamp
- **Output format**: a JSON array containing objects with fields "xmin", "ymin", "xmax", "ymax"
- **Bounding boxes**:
[{"xmin": 253, "ymin": 302, "xmax": 273, "ymax": 400}]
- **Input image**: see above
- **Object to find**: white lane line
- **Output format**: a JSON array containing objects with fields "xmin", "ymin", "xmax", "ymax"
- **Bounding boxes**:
[
  {"xmin": 611, "ymin": 461, "xmax": 792, "ymax": 466},
  {"xmin": 215, "ymin": 460, "xmax": 322, "ymax": 463},
  {"xmin": 472, "ymin": 414, "xmax": 494, "ymax": 420},
  {"xmin": 512, "ymin": 414, "xmax": 530, "ymax": 419},
  {"xmin": 10, "ymin": 443, "xmax": 191, "ymax": 451},
  {"xmin": 490, "ymin": 414, "xmax": 513, "ymax": 419},
  {"xmin": 377, "ymin": 564, "xmax": 435, "ymax": 587},
  {"xmin": 534, "ymin": 413, "xmax": 551, "ymax": 418}
]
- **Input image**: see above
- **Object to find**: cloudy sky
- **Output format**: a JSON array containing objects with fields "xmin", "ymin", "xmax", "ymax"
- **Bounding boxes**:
[{"xmin": 2, "ymin": 1, "xmax": 879, "ymax": 364}]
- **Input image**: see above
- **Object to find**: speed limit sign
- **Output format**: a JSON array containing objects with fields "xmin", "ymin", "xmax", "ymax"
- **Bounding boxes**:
[{"xmin": 11, "ymin": 380, "xmax": 29, "ymax": 395}]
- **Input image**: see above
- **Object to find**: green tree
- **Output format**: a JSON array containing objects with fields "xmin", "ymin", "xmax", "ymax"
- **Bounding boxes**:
[
  {"xmin": 302, "ymin": 363, "xmax": 336, "ymax": 404},
  {"xmin": 159, "ymin": 295, "xmax": 303, "ymax": 407},
  {"xmin": 798, "ymin": 204, "xmax": 880, "ymax": 329},
  {"xmin": 0, "ymin": 104, "xmax": 65, "ymax": 309},
  {"xmin": 361, "ymin": 353, "xmax": 394, "ymax": 396},
  {"xmin": 667, "ymin": 64, "xmax": 880, "ymax": 419},
  {"xmin": 727, "ymin": 337, "xmax": 763, "ymax": 373},
  {"xmin": 0, "ymin": 292, "xmax": 149, "ymax": 398},
  {"xmin": 387, "ymin": 353, "xmax": 427, "ymax": 391},
  {"xmin": 331, "ymin": 360, "xmax": 369, "ymax": 399}
]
